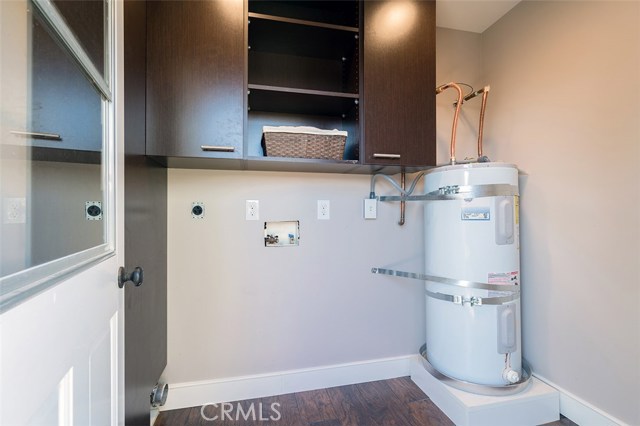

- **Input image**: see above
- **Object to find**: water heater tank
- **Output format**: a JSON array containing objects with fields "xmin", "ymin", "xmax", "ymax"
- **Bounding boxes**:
[{"xmin": 424, "ymin": 162, "xmax": 522, "ymax": 386}]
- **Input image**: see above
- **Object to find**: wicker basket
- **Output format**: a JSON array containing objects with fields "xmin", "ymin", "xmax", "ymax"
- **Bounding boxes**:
[{"xmin": 262, "ymin": 132, "xmax": 346, "ymax": 161}]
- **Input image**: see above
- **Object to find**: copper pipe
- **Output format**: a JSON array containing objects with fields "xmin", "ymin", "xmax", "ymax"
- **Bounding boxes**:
[
  {"xmin": 399, "ymin": 172, "xmax": 406, "ymax": 226},
  {"xmin": 478, "ymin": 88, "xmax": 489, "ymax": 158},
  {"xmin": 436, "ymin": 82, "xmax": 464, "ymax": 165},
  {"xmin": 461, "ymin": 85, "xmax": 491, "ymax": 159}
]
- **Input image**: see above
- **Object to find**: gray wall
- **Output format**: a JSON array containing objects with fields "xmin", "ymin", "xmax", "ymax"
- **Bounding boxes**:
[
  {"xmin": 435, "ymin": 27, "xmax": 483, "ymax": 165},
  {"xmin": 482, "ymin": 2, "xmax": 640, "ymax": 423},
  {"xmin": 165, "ymin": 170, "xmax": 425, "ymax": 381}
]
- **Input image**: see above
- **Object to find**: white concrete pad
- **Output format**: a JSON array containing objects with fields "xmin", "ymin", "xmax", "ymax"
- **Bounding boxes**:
[{"xmin": 410, "ymin": 357, "xmax": 560, "ymax": 426}]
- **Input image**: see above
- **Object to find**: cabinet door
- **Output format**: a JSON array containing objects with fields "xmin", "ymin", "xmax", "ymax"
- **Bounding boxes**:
[
  {"xmin": 146, "ymin": 0, "xmax": 244, "ymax": 158},
  {"xmin": 362, "ymin": 0, "xmax": 436, "ymax": 167}
]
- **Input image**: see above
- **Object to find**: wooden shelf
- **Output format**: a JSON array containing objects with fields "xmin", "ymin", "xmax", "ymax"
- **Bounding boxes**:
[
  {"xmin": 248, "ymin": 84, "xmax": 358, "ymax": 116},
  {"xmin": 248, "ymin": 1, "xmax": 359, "ymax": 28},
  {"xmin": 248, "ymin": 12, "xmax": 357, "ymax": 33},
  {"xmin": 154, "ymin": 154, "xmax": 415, "ymax": 175},
  {"xmin": 248, "ymin": 84, "xmax": 357, "ymax": 99},
  {"xmin": 246, "ymin": 155, "xmax": 360, "ymax": 173}
]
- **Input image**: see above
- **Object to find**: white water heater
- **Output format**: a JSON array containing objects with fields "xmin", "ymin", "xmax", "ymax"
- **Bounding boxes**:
[{"xmin": 423, "ymin": 162, "xmax": 522, "ymax": 387}]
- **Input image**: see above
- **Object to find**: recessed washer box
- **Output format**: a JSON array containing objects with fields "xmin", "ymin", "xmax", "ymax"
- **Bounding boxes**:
[{"xmin": 264, "ymin": 221, "xmax": 299, "ymax": 247}]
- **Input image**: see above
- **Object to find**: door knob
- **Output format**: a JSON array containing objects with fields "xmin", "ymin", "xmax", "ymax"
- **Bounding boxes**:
[{"xmin": 118, "ymin": 266, "xmax": 143, "ymax": 288}]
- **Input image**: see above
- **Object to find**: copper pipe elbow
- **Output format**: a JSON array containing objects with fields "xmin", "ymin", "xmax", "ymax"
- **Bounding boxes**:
[{"xmin": 436, "ymin": 82, "xmax": 464, "ymax": 165}]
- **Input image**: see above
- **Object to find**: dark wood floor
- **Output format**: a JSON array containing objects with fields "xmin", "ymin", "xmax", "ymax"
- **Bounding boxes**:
[{"xmin": 155, "ymin": 376, "xmax": 577, "ymax": 426}]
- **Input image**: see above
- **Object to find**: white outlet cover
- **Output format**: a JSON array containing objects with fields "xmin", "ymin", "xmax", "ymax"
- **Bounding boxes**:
[
  {"xmin": 364, "ymin": 198, "xmax": 377, "ymax": 219},
  {"xmin": 246, "ymin": 200, "xmax": 259, "ymax": 220},
  {"xmin": 4, "ymin": 197, "xmax": 26, "ymax": 224},
  {"xmin": 317, "ymin": 200, "xmax": 330, "ymax": 220}
]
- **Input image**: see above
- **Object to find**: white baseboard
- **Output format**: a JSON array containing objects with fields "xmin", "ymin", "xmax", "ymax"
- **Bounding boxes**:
[
  {"xmin": 150, "ymin": 407, "xmax": 160, "ymax": 426},
  {"xmin": 533, "ymin": 374, "xmax": 626, "ymax": 426},
  {"xmin": 160, "ymin": 355, "xmax": 413, "ymax": 412}
]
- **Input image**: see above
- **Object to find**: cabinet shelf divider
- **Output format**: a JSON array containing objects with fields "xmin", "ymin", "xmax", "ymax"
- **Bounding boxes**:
[
  {"xmin": 248, "ymin": 84, "xmax": 358, "ymax": 99},
  {"xmin": 248, "ymin": 12, "xmax": 358, "ymax": 33}
]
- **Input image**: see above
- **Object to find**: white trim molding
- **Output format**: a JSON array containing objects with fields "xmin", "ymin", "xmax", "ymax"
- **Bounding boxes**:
[
  {"xmin": 160, "ymin": 355, "xmax": 413, "ymax": 412},
  {"xmin": 533, "ymin": 374, "xmax": 627, "ymax": 426},
  {"xmin": 160, "ymin": 358, "xmax": 629, "ymax": 426}
]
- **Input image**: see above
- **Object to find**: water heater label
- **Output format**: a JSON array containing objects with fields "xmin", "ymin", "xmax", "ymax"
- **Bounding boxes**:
[
  {"xmin": 488, "ymin": 271, "xmax": 519, "ymax": 286},
  {"xmin": 461, "ymin": 207, "xmax": 490, "ymax": 221}
]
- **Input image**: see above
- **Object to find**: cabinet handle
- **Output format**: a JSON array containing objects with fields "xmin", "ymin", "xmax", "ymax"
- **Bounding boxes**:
[
  {"xmin": 373, "ymin": 153, "xmax": 401, "ymax": 159},
  {"xmin": 200, "ymin": 145, "xmax": 235, "ymax": 152},
  {"xmin": 10, "ymin": 130, "xmax": 62, "ymax": 141}
]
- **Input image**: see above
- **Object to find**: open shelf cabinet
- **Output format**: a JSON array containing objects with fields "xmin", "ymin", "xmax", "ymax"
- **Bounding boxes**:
[{"xmin": 247, "ymin": 0, "xmax": 360, "ymax": 163}]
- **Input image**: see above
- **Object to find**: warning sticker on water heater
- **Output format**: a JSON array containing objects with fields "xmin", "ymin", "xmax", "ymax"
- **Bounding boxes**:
[
  {"xmin": 488, "ymin": 271, "xmax": 519, "ymax": 286},
  {"xmin": 461, "ymin": 207, "xmax": 490, "ymax": 221}
]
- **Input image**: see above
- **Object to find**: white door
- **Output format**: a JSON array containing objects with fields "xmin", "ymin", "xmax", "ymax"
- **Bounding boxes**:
[
  {"xmin": 0, "ymin": 256, "xmax": 124, "ymax": 426},
  {"xmin": 0, "ymin": 0, "xmax": 125, "ymax": 424}
]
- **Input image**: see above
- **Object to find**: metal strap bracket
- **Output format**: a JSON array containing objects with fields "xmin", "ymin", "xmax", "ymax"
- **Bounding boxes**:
[
  {"xmin": 426, "ymin": 289, "xmax": 519, "ymax": 306},
  {"xmin": 371, "ymin": 267, "xmax": 520, "ymax": 293},
  {"xmin": 379, "ymin": 183, "xmax": 519, "ymax": 202},
  {"xmin": 439, "ymin": 185, "xmax": 460, "ymax": 195},
  {"xmin": 453, "ymin": 294, "xmax": 482, "ymax": 306},
  {"xmin": 372, "ymin": 267, "xmax": 520, "ymax": 306}
]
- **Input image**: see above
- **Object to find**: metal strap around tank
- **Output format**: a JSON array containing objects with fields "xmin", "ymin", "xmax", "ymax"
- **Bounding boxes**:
[
  {"xmin": 425, "ymin": 289, "xmax": 519, "ymax": 306},
  {"xmin": 378, "ymin": 183, "xmax": 518, "ymax": 202},
  {"xmin": 371, "ymin": 267, "xmax": 520, "ymax": 292}
]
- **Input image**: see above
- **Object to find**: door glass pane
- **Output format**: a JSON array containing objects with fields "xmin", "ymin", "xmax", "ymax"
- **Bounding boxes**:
[
  {"xmin": 31, "ymin": 8, "xmax": 104, "ymax": 154},
  {"xmin": 0, "ymin": 1, "xmax": 107, "ymax": 281},
  {"xmin": 51, "ymin": 0, "xmax": 106, "ymax": 78}
]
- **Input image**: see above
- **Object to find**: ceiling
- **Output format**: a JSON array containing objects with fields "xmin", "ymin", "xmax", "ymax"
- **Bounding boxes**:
[{"xmin": 436, "ymin": 0, "xmax": 521, "ymax": 33}]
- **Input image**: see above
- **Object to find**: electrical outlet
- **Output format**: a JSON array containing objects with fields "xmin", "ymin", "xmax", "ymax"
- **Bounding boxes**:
[
  {"xmin": 4, "ymin": 197, "xmax": 26, "ymax": 224},
  {"xmin": 364, "ymin": 198, "xmax": 377, "ymax": 219},
  {"xmin": 85, "ymin": 201, "xmax": 103, "ymax": 220},
  {"xmin": 317, "ymin": 200, "xmax": 330, "ymax": 220},
  {"xmin": 246, "ymin": 200, "xmax": 259, "ymax": 220},
  {"xmin": 191, "ymin": 202, "xmax": 205, "ymax": 219}
]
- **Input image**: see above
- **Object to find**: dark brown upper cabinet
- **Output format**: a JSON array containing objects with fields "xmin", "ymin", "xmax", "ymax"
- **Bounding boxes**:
[
  {"xmin": 145, "ymin": 0, "xmax": 436, "ymax": 173},
  {"xmin": 146, "ymin": 0, "xmax": 245, "ymax": 160},
  {"xmin": 362, "ymin": 0, "xmax": 436, "ymax": 167}
]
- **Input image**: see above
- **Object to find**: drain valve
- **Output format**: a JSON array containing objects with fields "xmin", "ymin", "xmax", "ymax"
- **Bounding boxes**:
[{"xmin": 503, "ymin": 369, "xmax": 521, "ymax": 384}]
